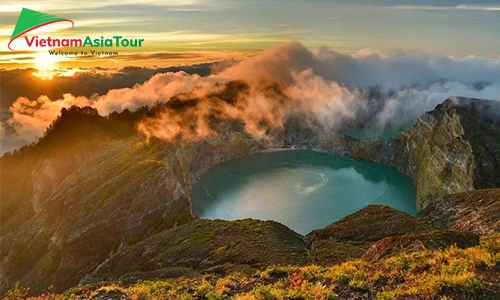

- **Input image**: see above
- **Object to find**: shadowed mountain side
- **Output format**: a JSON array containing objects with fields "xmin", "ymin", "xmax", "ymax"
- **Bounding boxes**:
[
  {"xmin": 1, "ymin": 106, "xmax": 139, "ymax": 236},
  {"xmin": 421, "ymin": 189, "xmax": 500, "ymax": 234},
  {"xmin": 23, "ymin": 231, "xmax": 500, "ymax": 300},
  {"xmin": 454, "ymin": 103, "xmax": 500, "ymax": 189},
  {"xmin": 0, "ymin": 105, "xmax": 265, "ymax": 294}
]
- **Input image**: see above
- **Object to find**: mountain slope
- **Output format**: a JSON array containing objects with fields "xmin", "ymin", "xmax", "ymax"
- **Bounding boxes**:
[
  {"xmin": 421, "ymin": 189, "xmax": 500, "ymax": 234},
  {"xmin": 0, "ymin": 106, "xmax": 264, "ymax": 294},
  {"xmin": 306, "ymin": 205, "xmax": 433, "ymax": 265},
  {"xmin": 81, "ymin": 219, "xmax": 312, "ymax": 285}
]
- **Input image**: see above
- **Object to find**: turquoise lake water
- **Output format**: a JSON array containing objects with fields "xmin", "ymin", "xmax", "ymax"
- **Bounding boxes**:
[{"xmin": 191, "ymin": 150, "xmax": 416, "ymax": 235}]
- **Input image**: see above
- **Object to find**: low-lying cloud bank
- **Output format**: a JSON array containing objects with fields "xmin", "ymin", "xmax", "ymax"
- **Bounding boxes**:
[
  {"xmin": 0, "ymin": 63, "xmax": 214, "ymax": 110},
  {"xmin": 2, "ymin": 42, "xmax": 500, "ymax": 154}
]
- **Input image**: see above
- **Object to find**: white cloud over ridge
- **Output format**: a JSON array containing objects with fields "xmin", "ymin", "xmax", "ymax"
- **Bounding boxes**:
[{"xmin": 1, "ymin": 42, "xmax": 500, "ymax": 154}]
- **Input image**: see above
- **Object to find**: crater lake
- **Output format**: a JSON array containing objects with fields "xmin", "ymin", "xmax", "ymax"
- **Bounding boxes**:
[{"xmin": 192, "ymin": 150, "xmax": 416, "ymax": 235}]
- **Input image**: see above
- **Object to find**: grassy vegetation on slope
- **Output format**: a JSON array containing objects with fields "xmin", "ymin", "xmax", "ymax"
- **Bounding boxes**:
[
  {"xmin": 80, "ymin": 219, "xmax": 312, "ymax": 285},
  {"xmin": 306, "ymin": 205, "xmax": 434, "ymax": 265},
  {"xmin": 5, "ymin": 233, "xmax": 499, "ymax": 300}
]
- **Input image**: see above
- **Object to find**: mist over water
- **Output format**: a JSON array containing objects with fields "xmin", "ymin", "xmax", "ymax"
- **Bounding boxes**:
[{"xmin": 192, "ymin": 150, "xmax": 416, "ymax": 235}]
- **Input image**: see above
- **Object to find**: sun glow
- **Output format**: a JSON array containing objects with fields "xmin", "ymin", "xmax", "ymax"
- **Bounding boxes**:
[{"xmin": 32, "ymin": 52, "xmax": 59, "ymax": 80}]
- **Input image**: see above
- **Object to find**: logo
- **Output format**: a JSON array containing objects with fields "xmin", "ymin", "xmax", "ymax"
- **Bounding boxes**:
[
  {"xmin": 9, "ymin": 8, "xmax": 74, "ymax": 51},
  {"xmin": 8, "ymin": 8, "xmax": 145, "ymax": 54}
]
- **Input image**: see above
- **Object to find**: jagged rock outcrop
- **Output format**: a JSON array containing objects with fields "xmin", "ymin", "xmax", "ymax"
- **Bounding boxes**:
[
  {"xmin": 386, "ymin": 99, "xmax": 476, "ymax": 211},
  {"xmin": 386, "ymin": 98, "xmax": 500, "ymax": 212}
]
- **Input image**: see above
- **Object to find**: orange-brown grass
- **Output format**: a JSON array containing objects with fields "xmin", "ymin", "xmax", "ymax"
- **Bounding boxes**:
[{"xmin": 4, "ymin": 233, "xmax": 499, "ymax": 300}]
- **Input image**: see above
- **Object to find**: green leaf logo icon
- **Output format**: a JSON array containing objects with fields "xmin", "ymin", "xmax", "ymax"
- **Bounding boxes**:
[{"xmin": 8, "ymin": 8, "xmax": 74, "ymax": 51}]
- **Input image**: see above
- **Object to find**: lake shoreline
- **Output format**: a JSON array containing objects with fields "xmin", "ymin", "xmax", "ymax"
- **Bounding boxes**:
[{"xmin": 192, "ymin": 150, "xmax": 416, "ymax": 235}]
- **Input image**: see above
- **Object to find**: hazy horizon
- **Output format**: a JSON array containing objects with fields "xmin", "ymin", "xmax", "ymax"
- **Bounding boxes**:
[{"xmin": 1, "ymin": 0, "xmax": 500, "ymax": 69}]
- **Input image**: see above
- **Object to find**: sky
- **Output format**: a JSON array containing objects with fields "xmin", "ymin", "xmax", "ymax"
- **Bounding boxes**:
[{"xmin": 1, "ymin": 0, "xmax": 500, "ymax": 68}]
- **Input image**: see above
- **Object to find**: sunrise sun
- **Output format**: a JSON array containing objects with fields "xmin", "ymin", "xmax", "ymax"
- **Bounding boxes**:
[{"xmin": 33, "ymin": 52, "xmax": 59, "ymax": 80}]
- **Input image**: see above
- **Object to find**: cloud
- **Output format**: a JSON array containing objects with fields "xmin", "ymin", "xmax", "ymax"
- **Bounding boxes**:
[
  {"xmin": 0, "ymin": 0, "xmax": 211, "ymax": 13},
  {"xmin": 2, "ymin": 41, "xmax": 500, "ymax": 154},
  {"xmin": 0, "ymin": 63, "xmax": 214, "ymax": 110},
  {"xmin": 388, "ymin": 5, "xmax": 500, "ymax": 12}
]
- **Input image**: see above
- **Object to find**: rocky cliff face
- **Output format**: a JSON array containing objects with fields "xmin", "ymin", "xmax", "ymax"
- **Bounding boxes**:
[
  {"xmin": 287, "ymin": 98, "xmax": 499, "ymax": 213},
  {"xmin": 454, "ymin": 100, "xmax": 500, "ymax": 189},
  {"xmin": 390, "ymin": 98, "xmax": 500, "ymax": 211},
  {"xmin": 384, "ymin": 99, "xmax": 477, "ymax": 211}
]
